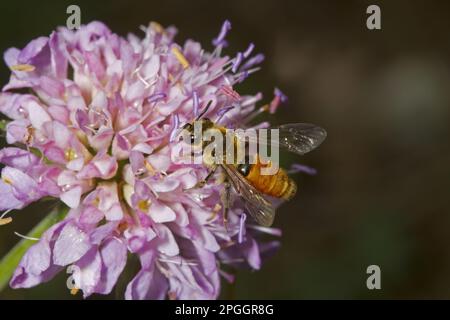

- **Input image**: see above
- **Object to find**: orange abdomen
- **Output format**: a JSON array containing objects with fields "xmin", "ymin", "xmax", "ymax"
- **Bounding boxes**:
[{"xmin": 244, "ymin": 159, "xmax": 297, "ymax": 200}]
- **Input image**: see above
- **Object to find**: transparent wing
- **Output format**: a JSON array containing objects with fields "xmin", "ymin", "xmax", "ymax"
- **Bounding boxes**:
[
  {"xmin": 221, "ymin": 164, "xmax": 275, "ymax": 227},
  {"xmin": 235, "ymin": 123, "xmax": 327, "ymax": 156},
  {"xmin": 276, "ymin": 123, "xmax": 327, "ymax": 155}
]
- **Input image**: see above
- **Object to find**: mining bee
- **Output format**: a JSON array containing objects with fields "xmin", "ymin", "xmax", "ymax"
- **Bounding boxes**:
[{"xmin": 180, "ymin": 103, "xmax": 327, "ymax": 227}]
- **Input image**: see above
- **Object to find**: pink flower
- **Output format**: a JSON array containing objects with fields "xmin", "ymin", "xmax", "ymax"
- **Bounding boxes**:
[{"xmin": 1, "ymin": 20, "xmax": 282, "ymax": 299}]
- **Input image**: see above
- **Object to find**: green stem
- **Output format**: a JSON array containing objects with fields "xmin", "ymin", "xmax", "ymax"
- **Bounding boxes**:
[
  {"xmin": 0, "ymin": 119, "xmax": 8, "ymax": 132},
  {"xmin": 0, "ymin": 204, "xmax": 68, "ymax": 292}
]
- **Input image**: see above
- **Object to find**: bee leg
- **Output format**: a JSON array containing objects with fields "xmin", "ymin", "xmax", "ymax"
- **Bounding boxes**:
[
  {"xmin": 194, "ymin": 164, "xmax": 218, "ymax": 188},
  {"xmin": 221, "ymin": 180, "xmax": 231, "ymax": 231}
]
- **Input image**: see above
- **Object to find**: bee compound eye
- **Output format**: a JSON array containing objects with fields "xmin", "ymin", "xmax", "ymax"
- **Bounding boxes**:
[{"xmin": 237, "ymin": 163, "xmax": 251, "ymax": 176}]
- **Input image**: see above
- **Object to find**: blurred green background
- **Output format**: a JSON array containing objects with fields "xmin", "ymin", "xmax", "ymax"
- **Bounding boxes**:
[{"xmin": 1, "ymin": 0, "xmax": 450, "ymax": 299}]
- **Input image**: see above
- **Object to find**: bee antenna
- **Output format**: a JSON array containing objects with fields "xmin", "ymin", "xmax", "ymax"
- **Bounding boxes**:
[{"xmin": 196, "ymin": 100, "xmax": 213, "ymax": 120}]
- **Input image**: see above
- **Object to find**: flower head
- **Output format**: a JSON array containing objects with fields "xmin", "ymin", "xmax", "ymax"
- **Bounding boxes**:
[{"xmin": 0, "ymin": 20, "xmax": 282, "ymax": 299}]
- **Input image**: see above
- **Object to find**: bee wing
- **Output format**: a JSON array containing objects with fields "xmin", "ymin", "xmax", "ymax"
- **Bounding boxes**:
[
  {"xmin": 221, "ymin": 164, "xmax": 275, "ymax": 227},
  {"xmin": 235, "ymin": 123, "xmax": 327, "ymax": 156},
  {"xmin": 276, "ymin": 123, "xmax": 327, "ymax": 155}
]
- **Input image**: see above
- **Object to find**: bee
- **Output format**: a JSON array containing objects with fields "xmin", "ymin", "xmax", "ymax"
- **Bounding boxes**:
[{"xmin": 180, "ymin": 106, "xmax": 327, "ymax": 227}]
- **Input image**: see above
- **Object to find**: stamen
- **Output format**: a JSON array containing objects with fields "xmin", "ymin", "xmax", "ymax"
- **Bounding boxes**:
[
  {"xmin": 231, "ymin": 71, "xmax": 248, "ymax": 84},
  {"xmin": 132, "ymin": 65, "xmax": 141, "ymax": 75},
  {"xmin": 241, "ymin": 53, "xmax": 265, "ymax": 71},
  {"xmin": 287, "ymin": 164, "xmax": 317, "ymax": 175},
  {"xmin": 231, "ymin": 52, "xmax": 243, "ymax": 73},
  {"xmin": 0, "ymin": 209, "xmax": 13, "ymax": 220},
  {"xmin": 219, "ymin": 85, "xmax": 241, "ymax": 101},
  {"xmin": 70, "ymin": 288, "xmax": 79, "ymax": 295},
  {"xmin": 221, "ymin": 240, "xmax": 236, "ymax": 249},
  {"xmin": 192, "ymin": 91, "xmax": 199, "ymax": 117},
  {"xmin": 221, "ymin": 258, "xmax": 245, "ymax": 264},
  {"xmin": 238, "ymin": 213, "xmax": 247, "ymax": 243},
  {"xmin": 219, "ymin": 269, "xmax": 235, "ymax": 283},
  {"xmin": 144, "ymin": 160, "xmax": 156, "ymax": 175},
  {"xmin": 137, "ymin": 199, "xmax": 151, "ymax": 212},
  {"xmin": 274, "ymin": 87, "xmax": 288, "ymax": 103},
  {"xmin": 208, "ymin": 45, "xmax": 222, "ymax": 62},
  {"xmin": 92, "ymin": 196, "xmax": 100, "ymax": 207},
  {"xmin": 269, "ymin": 87, "xmax": 288, "ymax": 114},
  {"xmin": 247, "ymin": 224, "xmax": 282, "ymax": 236},
  {"xmin": 147, "ymin": 92, "xmax": 166, "ymax": 103},
  {"xmin": 0, "ymin": 217, "xmax": 12, "ymax": 226},
  {"xmin": 2, "ymin": 177, "xmax": 13, "ymax": 185},
  {"xmin": 231, "ymin": 67, "xmax": 260, "ymax": 85},
  {"xmin": 169, "ymin": 114, "xmax": 180, "ymax": 142},
  {"xmin": 150, "ymin": 21, "xmax": 165, "ymax": 34},
  {"xmin": 10, "ymin": 64, "xmax": 36, "ymax": 72},
  {"xmin": 159, "ymin": 257, "xmax": 198, "ymax": 266},
  {"xmin": 136, "ymin": 72, "xmax": 151, "ymax": 87},
  {"xmin": 243, "ymin": 43, "xmax": 255, "ymax": 58},
  {"xmin": 241, "ymin": 92, "xmax": 263, "ymax": 107},
  {"xmin": 207, "ymin": 203, "xmax": 222, "ymax": 222},
  {"xmin": 14, "ymin": 232, "xmax": 40, "ymax": 241},
  {"xmin": 217, "ymin": 106, "xmax": 235, "ymax": 117},
  {"xmin": 216, "ymin": 106, "xmax": 235, "ymax": 123},
  {"xmin": 269, "ymin": 96, "xmax": 281, "ymax": 114},
  {"xmin": 243, "ymin": 104, "xmax": 269, "ymax": 123},
  {"xmin": 119, "ymin": 107, "xmax": 159, "ymax": 135},
  {"xmin": 139, "ymin": 25, "xmax": 147, "ymax": 33},
  {"xmin": 65, "ymin": 148, "xmax": 78, "ymax": 161},
  {"xmin": 212, "ymin": 20, "xmax": 232, "ymax": 47},
  {"xmin": 195, "ymin": 60, "xmax": 234, "ymax": 87},
  {"xmin": 155, "ymin": 261, "xmax": 172, "ymax": 278},
  {"xmin": 171, "ymin": 46, "xmax": 190, "ymax": 69},
  {"xmin": 260, "ymin": 241, "xmax": 281, "ymax": 256}
]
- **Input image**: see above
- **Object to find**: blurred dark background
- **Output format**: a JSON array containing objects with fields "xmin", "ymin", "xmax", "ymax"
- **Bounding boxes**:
[{"xmin": 1, "ymin": 0, "xmax": 450, "ymax": 299}]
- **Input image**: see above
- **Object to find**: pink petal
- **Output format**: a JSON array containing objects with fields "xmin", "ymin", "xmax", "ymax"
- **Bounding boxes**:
[
  {"xmin": 95, "ymin": 238, "xmax": 127, "ymax": 294},
  {"xmin": 74, "ymin": 249, "xmax": 102, "ymax": 298},
  {"xmin": 60, "ymin": 185, "xmax": 82, "ymax": 208},
  {"xmin": 155, "ymin": 224, "xmax": 179, "ymax": 256},
  {"xmin": 149, "ymin": 201, "xmax": 176, "ymax": 223},
  {"xmin": 23, "ymin": 98, "xmax": 51, "ymax": 130},
  {"xmin": 125, "ymin": 267, "xmax": 168, "ymax": 300},
  {"xmin": 53, "ymin": 223, "xmax": 91, "ymax": 266}
]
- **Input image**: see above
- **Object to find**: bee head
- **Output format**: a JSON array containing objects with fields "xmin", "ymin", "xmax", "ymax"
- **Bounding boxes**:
[
  {"xmin": 200, "ymin": 118, "xmax": 213, "ymax": 128},
  {"xmin": 181, "ymin": 122, "xmax": 196, "ymax": 144},
  {"xmin": 181, "ymin": 119, "xmax": 215, "ymax": 144},
  {"xmin": 182, "ymin": 122, "xmax": 194, "ymax": 133}
]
